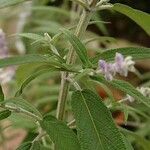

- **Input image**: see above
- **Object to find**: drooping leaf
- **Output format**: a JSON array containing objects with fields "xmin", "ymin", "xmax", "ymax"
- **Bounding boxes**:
[
  {"xmin": 0, "ymin": 54, "xmax": 61, "ymax": 68},
  {"xmin": 40, "ymin": 115, "xmax": 80, "ymax": 150},
  {"xmin": 16, "ymin": 63, "xmax": 45, "ymax": 86},
  {"xmin": 1, "ymin": 98, "xmax": 42, "ymax": 120},
  {"xmin": 62, "ymin": 28, "xmax": 91, "ymax": 67},
  {"xmin": 0, "ymin": 0, "xmax": 26, "ymax": 8},
  {"xmin": 16, "ymin": 142, "xmax": 32, "ymax": 150},
  {"xmin": 0, "ymin": 85, "xmax": 4, "ymax": 102},
  {"xmin": 15, "ymin": 68, "xmax": 57, "ymax": 96},
  {"xmin": 71, "ymin": 89, "xmax": 126, "ymax": 150},
  {"xmin": 91, "ymin": 75, "xmax": 150, "ymax": 108},
  {"xmin": 112, "ymin": 3, "xmax": 150, "ymax": 35},
  {"xmin": 0, "ymin": 110, "xmax": 11, "ymax": 120},
  {"xmin": 92, "ymin": 47, "xmax": 150, "ymax": 64},
  {"xmin": 9, "ymin": 113, "xmax": 37, "ymax": 129}
]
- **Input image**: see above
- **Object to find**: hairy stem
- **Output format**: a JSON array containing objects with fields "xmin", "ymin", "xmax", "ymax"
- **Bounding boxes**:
[{"xmin": 56, "ymin": 9, "xmax": 94, "ymax": 120}]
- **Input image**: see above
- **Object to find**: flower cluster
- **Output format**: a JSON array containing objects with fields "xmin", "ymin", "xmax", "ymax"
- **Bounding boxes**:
[
  {"xmin": 127, "ymin": 87, "xmax": 150, "ymax": 102},
  {"xmin": 0, "ymin": 29, "xmax": 15, "ymax": 84},
  {"xmin": 98, "ymin": 53, "xmax": 135, "ymax": 80}
]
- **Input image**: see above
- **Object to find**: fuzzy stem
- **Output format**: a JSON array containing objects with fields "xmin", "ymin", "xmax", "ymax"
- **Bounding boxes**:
[{"xmin": 56, "ymin": 9, "xmax": 94, "ymax": 120}]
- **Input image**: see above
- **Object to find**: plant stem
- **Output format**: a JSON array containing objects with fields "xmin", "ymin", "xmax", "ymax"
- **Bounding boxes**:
[{"xmin": 56, "ymin": 9, "xmax": 94, "ymax": 120}]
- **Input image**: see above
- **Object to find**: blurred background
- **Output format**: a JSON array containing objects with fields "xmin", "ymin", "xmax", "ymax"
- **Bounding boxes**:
[{"xmin": 0, "ymin": 0, "xmax": 150, "ymax": 149}]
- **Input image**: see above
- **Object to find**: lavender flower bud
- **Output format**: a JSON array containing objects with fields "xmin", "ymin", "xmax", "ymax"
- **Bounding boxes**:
[
  {"xmin": 98, "ymin": 52, "xmax": 136, "ymax": 81},
  {"xmin": 99, "ymin": 60, "xmax": 107, "ymax": 72},
  {"xmin": 99, "ymin": 60, "xmax": 114, "ymax": 80},
  {"xmin": 114, "ymin": 53, "xmax": 128, "ymax": 76}
]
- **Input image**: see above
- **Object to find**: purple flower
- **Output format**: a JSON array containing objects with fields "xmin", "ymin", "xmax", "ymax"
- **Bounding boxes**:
[
  {"xmin": 98, "ymin": 52, "xmax": 135, "ymax": 80},
  {"xmin": 114, "ymin": 53, "xmax": 128, "ymax": 76},
  {"xmin": 99, "ymin": 60, "xmax": 114, "ymax": 80}
]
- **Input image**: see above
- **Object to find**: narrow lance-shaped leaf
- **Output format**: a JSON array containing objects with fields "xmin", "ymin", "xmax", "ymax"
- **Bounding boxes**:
[
  {"xmin": 0, "ymin": 110, "xmax": 11, "ymax": 120},
  {"xmin": 91, "ymin": 75, "xmax": 150, "ymax": 108},
  {"xmin": 72, "ymin": 89, "xmax": 126, "ymax": 150},
  {"xmin": 0, "ymin": 85, "xmax": 4, "ymax": 102},
  {"xmin": 0, "ymin": 0, "xmax": 26, "ymax": 8},
  {"xmin": 16, "ymin": 63, "xmax": 45, "ymax": 86},
  {"xmin": 0, "ymin": 98, "xmax": 42, "ymax": 120},
  {"xmin": 0, "ymin": 54, "xmax": 61, "ymax": 68},
  {"xmin": 40, "ymin": 115, "xmax": 80, "ymax": 150},
  {"xmin": 112, "ymin": 3, "xmax": 150, "ymax": 35},
  {"xmin": 16, "ymin": 33, "xmax": 44, "ymax": 41},
  {"xmin": 84, "ymin": 36, "xmax": 116, "ymax": 45},
  {"xmin": 62, "ymin": 28, "xmax": 92, "ymax": 67},
  {"xmin": 15, "ymin": 68, "xmax": 58, "ymax": 96},
  {"xmin": 92, "ymin": 12, "xmax": 108, "ymax": 35},
  {"xmin": 91, "ymin": 47, "xmax": 150, "ymax": 64}
]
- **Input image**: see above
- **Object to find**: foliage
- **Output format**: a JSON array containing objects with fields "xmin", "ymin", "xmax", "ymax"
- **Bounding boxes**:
[{"xmin": 0, "ymin": 0, "xmax": 150, "ymax": 150}]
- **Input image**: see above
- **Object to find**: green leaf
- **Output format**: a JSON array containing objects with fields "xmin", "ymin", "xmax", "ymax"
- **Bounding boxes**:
[
  {"xmin": 9, "ymin": 113, "xmax": 37, "ymax": 129},
  {"xmin": 0, "ymin": 54, "xmax": 61, "ymax": 68},
  {"xmin": 0, "ymin": 85, "xmax": 4, "ymax": 102},
  {"xmin": 16, "ymin": 33, "xmax": 44, "ymax": 41},
  {"xmin": 84, "ymin": 36, "xmax": 116, "ymax": 45},
  {"xmin": 16, "ymin": 63, "xmax": 45, "ymax": 86},
  {"xmin": 92, "ymin": 47, "xmax": 150, "ymax": 64},
  {"xmin": 0, "ymin": 0, "xmax": 26, "ymax": 8},
  {"xmin": 91, "ymin": 75, "xmax": 150, "ymax": 108},
  {"xmin": 15, "ymin": 68, "xmax": 57, "ymax": 96},
  {"xmin": 40, "ymin": 115, "xmax": 80, "ymax": 150},
  {"xmin": 62, "ymin": 28, "xmax": 91, "ymax": 67},
  {"xmin": 112, "ymin": 3, "xmax": 150, "ymax": 35},
  {"xmin": 0, "ymin": 110, "xmax": 11, "ymax": 120},
  {"xmin": 92, "ymin": 13, "xmax": 108, "ymax": 35},
  {"xmin": 1, "ymin": 98, "xmax": 42, "ymax": 120},
  {"xmin": 71, "ymin": 89, "xmax": 126, "ymax": 150},
  {"xmin": 16, "ymin": 142, "xmax": 32, "ymax": 150}
]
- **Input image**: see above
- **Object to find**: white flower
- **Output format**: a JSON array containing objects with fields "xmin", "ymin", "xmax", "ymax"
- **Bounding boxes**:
[{"xmin": 127, "ymin": 87, "xmax": 150, "ymax": 102}]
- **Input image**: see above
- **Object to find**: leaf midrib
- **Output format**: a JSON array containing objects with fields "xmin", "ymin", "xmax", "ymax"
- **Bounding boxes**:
[{"xmin": 80, "ymin": 91, "xmax": 104, "ymax": 150}]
